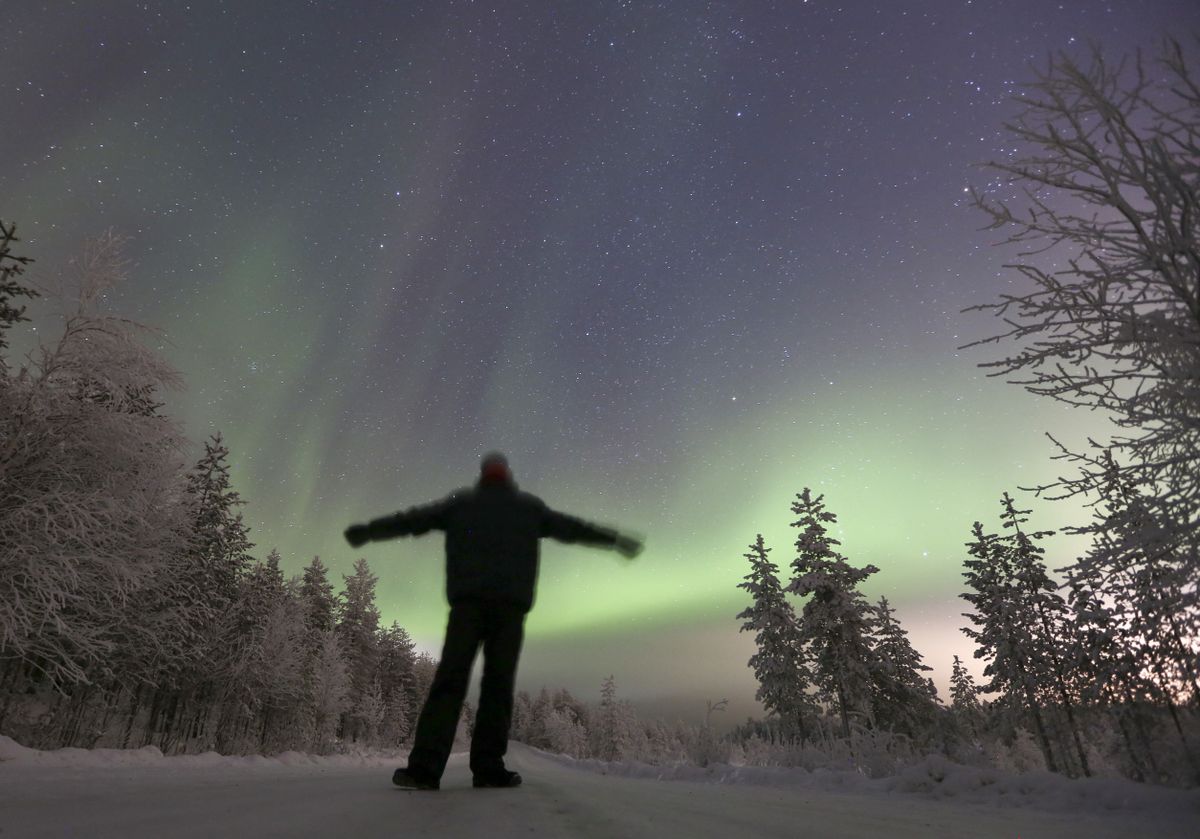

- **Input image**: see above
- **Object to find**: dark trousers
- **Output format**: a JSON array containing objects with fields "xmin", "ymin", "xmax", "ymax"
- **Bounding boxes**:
[{"xmin": 407, "ymin": 599, "xmax": 526, "ymax": 780}]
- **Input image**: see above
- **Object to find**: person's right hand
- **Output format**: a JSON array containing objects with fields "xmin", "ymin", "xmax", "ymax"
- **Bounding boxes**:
[
  {"xmin": 344, "ymin": 524, "xmax": 371, "ymax": 548},
  {"xmin": 615, "ymin": 534, "xmax": 643, "ymax": 559}
]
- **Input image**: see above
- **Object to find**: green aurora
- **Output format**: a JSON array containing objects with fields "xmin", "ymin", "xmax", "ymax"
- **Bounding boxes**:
[{"xmin": 2, "ymin": 0, "xmax": 1183, "ymax": 722}]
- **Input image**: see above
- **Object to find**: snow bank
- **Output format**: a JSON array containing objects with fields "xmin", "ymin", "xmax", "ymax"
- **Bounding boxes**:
[
  {"xmin": 5, "ymin": 735, "xmax": 1197, "ymax": 824},
  {"xmin": 882, "ymin": 753, "xmax": 1200, "ymax": 813},
  {"xmin": 527, "ymin": 745, "xmax": 1200, "ymax": 816},
  {"xmin": 0, "ymin": 735, "xmax": 404, "ymax": 771}
]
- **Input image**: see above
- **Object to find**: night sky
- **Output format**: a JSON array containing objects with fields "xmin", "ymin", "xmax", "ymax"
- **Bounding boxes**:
[{"xmin": 3, "ymin": 1, "xmax": 1195, "ymax": 723}]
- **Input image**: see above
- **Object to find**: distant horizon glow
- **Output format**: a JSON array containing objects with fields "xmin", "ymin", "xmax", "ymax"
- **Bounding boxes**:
[{"xmin": 2, "ymin": 0, "xmax": 1192, "ymax": 725}]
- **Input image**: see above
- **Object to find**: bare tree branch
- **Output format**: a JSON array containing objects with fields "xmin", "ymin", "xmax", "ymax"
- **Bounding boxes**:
[{"xmin": 963, "ymin": 39, "xmax": 1200, "ymax": 552}]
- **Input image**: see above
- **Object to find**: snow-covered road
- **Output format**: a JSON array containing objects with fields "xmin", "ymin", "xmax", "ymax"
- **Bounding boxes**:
[{"xmin": 2, "ymin": 742, "xmax": 1196, "ymax": 839}]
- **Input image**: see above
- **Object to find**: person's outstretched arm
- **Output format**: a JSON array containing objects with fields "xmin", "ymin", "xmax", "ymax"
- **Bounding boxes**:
[
  {"xmin": 540, "ymin": 505, "xmax": 643, "ymax": 558},
  {"xmin": 344, "ymin": 494, "xmax": 459, "ymax": 548}
]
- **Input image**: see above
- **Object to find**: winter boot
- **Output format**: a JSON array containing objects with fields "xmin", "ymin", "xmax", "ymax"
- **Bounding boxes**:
[
  {"xmin": 472, "ymin": 769, "xmax": 522, "ymax": 788},
  {"xmin": 392, "ymin": 767, "xmax": 439, "ymax": 790}
]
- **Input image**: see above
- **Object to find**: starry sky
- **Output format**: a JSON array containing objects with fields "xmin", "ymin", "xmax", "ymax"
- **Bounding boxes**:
[{"xmin": 3, "ymin": 0, "xmax": 1195, "ymax": 725}]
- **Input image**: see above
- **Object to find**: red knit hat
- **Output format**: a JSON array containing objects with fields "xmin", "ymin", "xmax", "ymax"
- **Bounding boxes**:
[{"xmin": 480, "ymin": 451, "xmax": 511, "ymax": 483}]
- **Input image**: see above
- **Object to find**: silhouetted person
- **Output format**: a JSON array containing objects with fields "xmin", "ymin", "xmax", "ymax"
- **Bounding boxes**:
[{"xmin": 344, "ymin": 452, "xmax": 643, "ymax": 790}]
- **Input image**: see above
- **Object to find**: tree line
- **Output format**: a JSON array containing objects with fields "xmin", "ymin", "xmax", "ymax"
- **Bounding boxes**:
[
  {"xmin": 509, "ymin": 676, "xmax": 730, "ymax": 768},
  {"xmin": 736, "ymin": 38, "xmax": 1199, "ymax": 789},
  {"xmin": 737, "ymin": 485, "xmax": 1198, "ymax": 787},
  {"xmin": 0, "ymin": 227, "xmax": 435, "ymax": 754},
  {"xmin": 960, "ymin": 37, "xmax": 1199, "ymax": 788},
  {"xmin": 0, "ymin": 225, "xmax": 752, "ymax": 766}
]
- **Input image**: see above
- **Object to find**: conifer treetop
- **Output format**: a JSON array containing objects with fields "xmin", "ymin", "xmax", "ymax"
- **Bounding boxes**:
[
  {"xmin": 0, "ymin": 219, "xmax": 38, "ymax": 369},
  {"xmin": 788, "ymin": 488, "xmax": 879, "ymax": 598}
]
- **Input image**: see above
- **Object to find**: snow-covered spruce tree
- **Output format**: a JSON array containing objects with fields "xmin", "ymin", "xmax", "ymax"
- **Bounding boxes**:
[
  {"xmin": 374, "ymin": 622, "xmax": 416, "ymax": 747},
  {"xmin": 1063, "ymin": 454, "xmax": 1200, "ymax": 783},
  {"xmin": 408, "ymin": 651, "xmax": 437, "ymax": 734},
  {"xmin": 336, "ymin": 557, "xmax": 381, "ymax": 743},
  {"xmin": 785, "ymin": 489, "xmax": 879, "ymax": 740},
  {"xmin": 0, "ymin": 233, "xmax": 188, "ymax": 737},
  {"xmin": 961, "ymin": 497, "xmax": 1092, "ymax": 777},
  {"xmin": 647, "ymin": 718, "xmax": 686, "ymax": 763},
  {"xmin": 308, "ymin": 629, "xmax": 351, "ymax": 753},
  {"xmin": 949, "ymin": 655, "xmax": 983, "ymax": 736},
  {"xmin": 544, "ymin": 704, "xmax": 589, "ymax": 757},
  {"xmin": 737, "ymin": 534, "xmax": 818, "ymax": 744},
  {"xmin": 68, "ymin": 433, "xmax": 250, "ymax": 752},
  {"xmin": 522, "ymin": 687, "xmax": 553, "ymax": 749},
  {"xmin": 552, "ymin": 687, "xmax": 591, "ymax": 736},
  {"xmin": 299, "ymin": 556, "xmax": 338, "ymax": 640},
  {"xmin": 961, "ymin": 518, "xmax": 1058, "ymax": 772},
  {"xmin": 511, "ymin": 687, "xmax": 587, "ymax": 753},
  {"xmin": 1064, "ymin": 571, "xmax": 1165, "ymax": 783},
  {"xmin": 293, "ymin": 556, "xmax": 339, "ymax": 742},
  {"xmin": 214, "ymin": 551, "xmax": 308, "ymax": 753},
  {"xmin": 999, "ymin": 495, "xmax": 1091, "ymax": 777},
  {"xmin": 964, "ymin": 40, "xmax": 1200, "ymax": 563},
  {"xmin": 0, "ymin": 219, "xmax": 37, "ymax": 373},
  {"xmin": 590, "ymin": 675, "xmax": 640, "ymax": 761},
  {"xmin": 358, "ymin": 677, "xmax": 388, "ymax": 747},
  {"xmin": 185, "ymin": 433, "xmax": 255, "ymax": 608},
  {"xmin": 1077, "ymin": 453, "xmax": 1198, "ymax": 705},
  {"xmin": 172, "ymin": 433, "xmax": 256, "ymax": 733},
  {"xmin": 591, "ymin": 675, "xmax": 622, "ymax": 760},
  {"xmin": 869, "ymin": 596, "xmax": 938, "ymax": 740},
  {"xmin": 141, "ymin": 432, "xmax": 255, "ymax": 753},
  {"xmin": 255, "ymin": 584, "xmax": 309, "ymax": 751},
  {"xmin": 991, "ymin": 495, "xmax": 1092, "ymax": 777},
  {"xmin": 511, "ymin": 690, "xmax": 533, "ymax": 744}
]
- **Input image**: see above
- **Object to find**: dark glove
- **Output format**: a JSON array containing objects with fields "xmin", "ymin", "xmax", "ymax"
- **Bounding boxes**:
[
  {"xmin": 615, "ymin": 533, "xmax": 643, "ymax": 559},
  {"xmin": 344, "ymin": 524, "xmax": 371, "ymax": 548}
]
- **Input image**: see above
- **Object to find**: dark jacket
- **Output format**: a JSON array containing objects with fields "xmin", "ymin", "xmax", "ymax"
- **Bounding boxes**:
[{"xmin": 364, "ymin": 478, "xmax": 619, "ymax": 612}]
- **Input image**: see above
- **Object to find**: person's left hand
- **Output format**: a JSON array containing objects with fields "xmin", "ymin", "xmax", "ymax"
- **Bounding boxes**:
[
  {"xmin": 344, "ymin": 524, "xmax": 371, "ymax": 548},
  {"xmin": 615, "ymin": 533, "xmax": 644, "ymax": 559}
]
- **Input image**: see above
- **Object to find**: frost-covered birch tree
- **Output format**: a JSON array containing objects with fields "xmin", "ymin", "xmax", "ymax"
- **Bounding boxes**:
[
  {"xmin": 965, "ymin": 40, "xmax": 1200, "ymax": 561},
  {"xmin": 0, "ymin": 230, "xmax": 434, "ymax": 756},
  {"xmin": 0, "ymin": 232, "xmax": 188, "ymax": 695}
]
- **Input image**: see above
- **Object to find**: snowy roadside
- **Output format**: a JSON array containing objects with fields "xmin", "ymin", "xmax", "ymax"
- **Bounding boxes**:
[
  {"xmin": 0, "ymin": 735, "xmax": 405, "ymax": 772},
  {"xmin": 4, "ymin": 733, "xmax": 1198, "ymax": 822},
  {"xmin": 3, "ymin": 737, "xmax": 1199, "ymax": 839},
  {"xmin": 529, "ymin": 744, "xmax": 1200, "ymax": 817}
]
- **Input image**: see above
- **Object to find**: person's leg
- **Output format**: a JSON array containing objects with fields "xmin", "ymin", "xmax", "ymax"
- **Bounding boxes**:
[
  {"xmin": 470, "ymin": 601, "xmax": 526, "ymax": 777},
  {"xmin": 407, "ymin": 602, "xmax": 483, "ymax": 781}
]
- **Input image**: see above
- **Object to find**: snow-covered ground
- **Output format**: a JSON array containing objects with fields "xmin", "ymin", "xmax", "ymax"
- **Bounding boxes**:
[{"xmin": 2, "ymin": 736, "xmax": 1197, "ymax": 838}]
